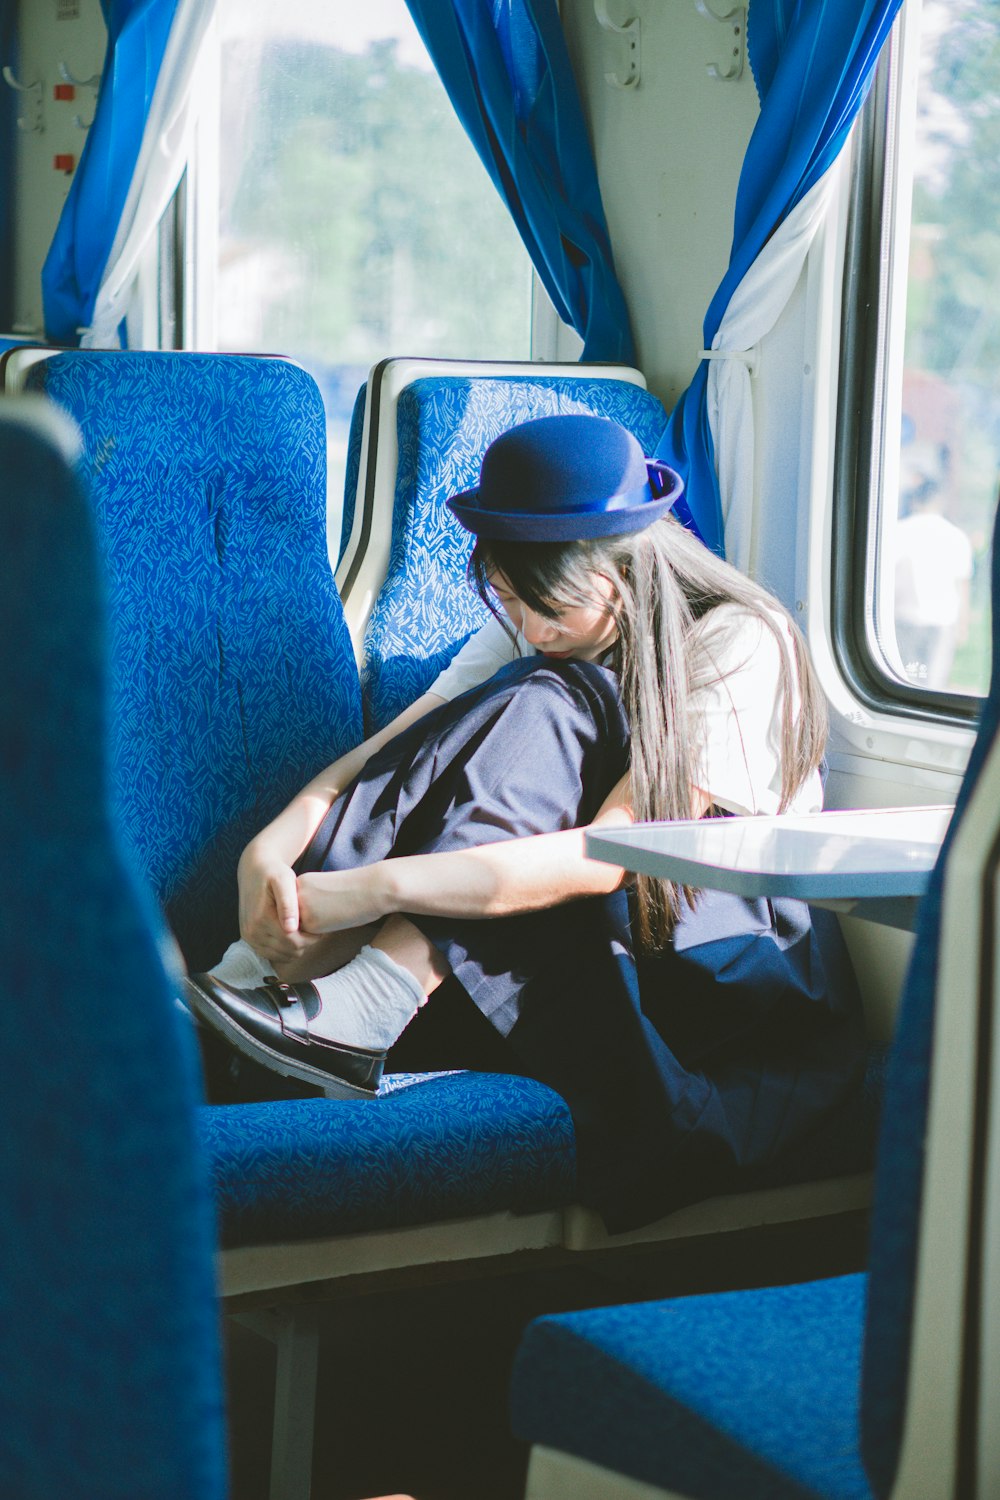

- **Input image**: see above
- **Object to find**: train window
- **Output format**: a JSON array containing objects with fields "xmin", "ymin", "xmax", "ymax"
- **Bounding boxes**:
[
  {"xmin": 186, "ymin": 0, "xmax": 533, "ymax": 509},
  {"xmin": 840, "ymin": 0, "xmax": 996, "ymax": 714}
]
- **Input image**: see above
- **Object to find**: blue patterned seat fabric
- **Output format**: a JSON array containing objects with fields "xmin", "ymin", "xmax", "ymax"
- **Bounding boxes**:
[
  {"xmin": 25, "ymin": 352, "xmax": 363, "ymax": 972},
  {"xmin": 22, "ymin": 352, "xmax": 580, "ymax": 1253},
  {"xmin": 199, "ymin": 1072, "xmax": 576, "ymax": 1248},
  {"xmin": 361, "ymin": 375, "xmax": 669, "ymax": 731},
  {"xmin": 15, "ymin": 353, "xmax": 883, "ymax": 1270},
  {"xmin": 1, "ymin": 410, "xmax": 226, "ymax": 1499},
  {"xmin": 512, "ymin": 1275, "xmax": 872, "ymax": 1500}
]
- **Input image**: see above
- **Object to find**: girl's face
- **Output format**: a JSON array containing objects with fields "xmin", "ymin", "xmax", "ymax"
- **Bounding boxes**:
[{"xmin": 488, "ymin": 569, "xmax": 619, "ymax": 662}]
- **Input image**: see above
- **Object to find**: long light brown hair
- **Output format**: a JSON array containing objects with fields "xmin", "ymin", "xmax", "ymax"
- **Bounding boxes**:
[{"xmin": 470, "ymin": 516, "xmax": 828, "ymax": 950}]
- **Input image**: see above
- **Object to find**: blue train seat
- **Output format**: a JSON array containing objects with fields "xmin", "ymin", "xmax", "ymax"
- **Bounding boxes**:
[
  {"xmin": 510, "ymin": 515, "xmax": 1000, "ymax": 1498},
  {"xmin": 21, "ymin": 348, "xmax": 885, "ymax": 1498},
  {"xmin": 0, "ymin": 401, "xmax": 227, "ymax": 1500},
  {"xmin": 202, "ymin": 1069, "xmax": 575, "ymax": 1249},
  {"xmin": 334, "ymin": 357, "xmax": 669, "ymax": 729},
  {"xmin": 20, "ymin": 351, "xmax": 584, "ymax": 1498},
  {"xmin": 334, "ymin": 354, "xmax": 883, "ymax": 1235},
  {"xmin": 0, "ymin": 339, "xmax": 61, "ymax": 390},
  {"xmin": 24, "ymin": 350, "xmax": 364, "ymax": 973}
]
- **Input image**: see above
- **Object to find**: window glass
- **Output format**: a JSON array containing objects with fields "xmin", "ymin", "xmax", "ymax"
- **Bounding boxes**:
[
  {"xmin": 874, "ymin": 0, "xmax": 996, "ymax": 699},
  {"xmin": 208, "ymin": 0, "xmax": 533, "ymax": 535}
]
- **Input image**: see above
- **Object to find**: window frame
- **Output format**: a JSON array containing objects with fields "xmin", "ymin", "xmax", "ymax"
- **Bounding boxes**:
[
  {"xmin": 831, "ymin": 11, "xmax": 985, "ymax": 731},
  {"xmin": 175, "ymin": 9, "xmax": 549, "ymax": 365}
]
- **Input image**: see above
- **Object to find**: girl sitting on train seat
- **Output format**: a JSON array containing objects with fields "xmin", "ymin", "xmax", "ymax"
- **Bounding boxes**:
[{"xmin": 185, "ymin": 414, "xmax": 864, "ymax": 1232}]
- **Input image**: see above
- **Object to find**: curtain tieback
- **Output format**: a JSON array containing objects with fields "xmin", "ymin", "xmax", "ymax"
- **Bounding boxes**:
[{"xmin": 700, "ymin": 347, "xmax": 759, "ymax": 376}]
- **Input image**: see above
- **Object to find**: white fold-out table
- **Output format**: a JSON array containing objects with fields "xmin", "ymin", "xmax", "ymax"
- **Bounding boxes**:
[{"xmin": 585, "ymin": 806, "xmax": 952, "ymax": 931}]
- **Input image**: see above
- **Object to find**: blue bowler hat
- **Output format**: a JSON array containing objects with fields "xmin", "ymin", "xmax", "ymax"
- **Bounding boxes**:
[{"xmin": 447, "ymin": 414, "xmax": 683, "ymax": 542}]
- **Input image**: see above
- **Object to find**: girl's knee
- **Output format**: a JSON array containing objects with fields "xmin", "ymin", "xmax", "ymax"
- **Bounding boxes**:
[{"xmin": 513, "ymin": 657, "xmax": 627, "ymax": 740}]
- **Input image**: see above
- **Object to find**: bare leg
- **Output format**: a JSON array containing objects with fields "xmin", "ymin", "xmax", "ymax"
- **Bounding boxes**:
[
  {"xmin": 272, "ymin": 916, "xmax": 451, "ymax": 996},
  {"xmin": 199, "ymin": 661, "xmax": 624, "ymax": 1068},
  {"xmin": 276, "ymin": 915, "xmax": 453, "ymax": 1050},
  {"xmin": 272, "ymin": 923, "xmax": 380, "ymax": 984},
  {"xmin": 371, "ymin": 914, "xmax": 452, "ymax": 996}
]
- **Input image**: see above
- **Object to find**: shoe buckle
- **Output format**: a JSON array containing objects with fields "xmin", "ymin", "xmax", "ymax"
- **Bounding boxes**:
[{"xmin": 266, "ymin": 977, "xmax": 295, "ymax": 1008}]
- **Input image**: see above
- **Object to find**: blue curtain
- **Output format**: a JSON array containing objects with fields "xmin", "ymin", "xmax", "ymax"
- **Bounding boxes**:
[
  {"xmin": 403, "ymin": 0, "xmax": 636, "ymax": 365},
  {"xmin": 42, "ymin": 0, "xmax": 179, "ymax": 346},
  {"xmin": 0, "ymin": 0, "xmax": 16, "ymax": 331},
  {"xmin": 660, "ymin": 0, "xmax": 905, "ymax": 554}
]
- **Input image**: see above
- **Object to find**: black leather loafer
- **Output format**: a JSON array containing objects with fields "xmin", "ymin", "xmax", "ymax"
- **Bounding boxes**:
[{"xmin": 183, "ymin": 973, "xmax": 385, "ymax": 1099}]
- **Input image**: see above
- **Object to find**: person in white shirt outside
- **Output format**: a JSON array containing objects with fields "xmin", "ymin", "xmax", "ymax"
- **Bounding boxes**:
[
  {"xmin": 893, "ymin": 440, "xmax": 973, "ymax": 691},
  {"xmin": 185, "ymin": 415, "xmax": 864, "ymax": 1230}
]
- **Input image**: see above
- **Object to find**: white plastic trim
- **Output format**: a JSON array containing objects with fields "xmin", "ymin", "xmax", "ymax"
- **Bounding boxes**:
[
  {"xmin": 218, "ymin": 1206, "xmax": 567, "ymax": 1298},
  {"xmin": 526, "ymin": 1445, "xmax": 687, "ymax": 1500},
  {"xmin": 562, "ymin": 1171, "xmax": 871, "ymax": 1252}
]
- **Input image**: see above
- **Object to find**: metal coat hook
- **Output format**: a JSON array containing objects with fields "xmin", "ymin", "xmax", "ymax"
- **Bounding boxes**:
[
  {"xmin": 59, "ymin": 61, "xmax": 102, "ymax": 90},
  {"xmin": 3, "ymin": 65, "xmax": 36, "ymax": 90},
  {"xmin": 694, "ymin": 0, "xmax": 746, "ymax": 82},
  {"xmin": 594, "ymin": 0, "xmax": 641, "ymax": 89},
  {"xmin": 2, "ymin": 66, "xmax": 43, "ymax": 132}
]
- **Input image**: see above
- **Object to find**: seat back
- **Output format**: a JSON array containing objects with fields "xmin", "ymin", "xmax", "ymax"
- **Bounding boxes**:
[
  {"xmin": 0, "ymin": 342, "xmax": 58, "ymax": 390},
  {"xmin": 0, "ymin": 402, "xmax": 226, "ymax": 1499},
  {"xmin": 25, "ymin": 351, "xmax": 364, "ymax": 970},
  {"xmin": 339, "ymin": 357, "xmax": 668, "ymax": 732},
  {"xmin": 862, "ymin": 510, "xmax": 1000, "ymax": 1496},
  {"xmin": 337, "ymin": 378, "xmax": 367, "ymax": 569}
]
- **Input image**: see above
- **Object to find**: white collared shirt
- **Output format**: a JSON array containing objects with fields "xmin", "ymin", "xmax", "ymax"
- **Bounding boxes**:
[{"xmin": 430, "ymin": 605, "xmax": 823, "ymax": 818}]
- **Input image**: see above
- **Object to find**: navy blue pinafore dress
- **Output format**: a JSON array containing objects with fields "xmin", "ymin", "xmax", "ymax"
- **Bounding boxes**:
[{"xmin": 297, "ymin": 656, "xmax": 866, "ymax": 1233}]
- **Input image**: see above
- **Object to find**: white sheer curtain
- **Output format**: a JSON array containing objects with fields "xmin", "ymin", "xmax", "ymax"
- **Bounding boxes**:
[
  {"xmin": 703, "ymin": 160, "xmax": 845, "ymax": 572},
  {"xmin": 82, "ymin": 0, "xmax": 215, "ymax": 349}
]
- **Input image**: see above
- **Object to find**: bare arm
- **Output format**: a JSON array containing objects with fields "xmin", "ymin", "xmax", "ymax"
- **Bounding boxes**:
[
  {"xmin": 295, "ymin": 773, "xmax": 637, "ymax": 934},
  {"xmin": 239, "ymin": 690, "xmax": 446, "ymax": 956},
  {"xmin": 295, "ymin": 772, "xmax": 716, "ymax": 936}
]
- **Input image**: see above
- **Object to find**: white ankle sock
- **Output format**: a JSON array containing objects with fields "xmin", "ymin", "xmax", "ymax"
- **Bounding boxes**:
[
  {"xmin": 311, "ymin": 945, "xmax": 426, "ymax": 1051},
  {"xmin": 212, "ymin": 939, "xmax": 273, "ymax": 988}
]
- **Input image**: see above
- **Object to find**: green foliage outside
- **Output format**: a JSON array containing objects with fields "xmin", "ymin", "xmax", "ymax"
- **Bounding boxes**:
[
  {"xmin": 219, "ymin": 37, "xmax": 532, "ymax": 367},
  {"xmin": 905, "ymin": 0, "xmax": 1000, "ymax": 694},
  {"xmin": 909, "ymin": 3, "xmax": 1000, "ymax": 383}
]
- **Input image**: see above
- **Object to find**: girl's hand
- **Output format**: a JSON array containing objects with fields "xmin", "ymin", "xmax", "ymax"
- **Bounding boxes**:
[
  {"xmin": 296, "ymin": 867, "xmax": 392, "ymax": 934},
  {"xmin": 237, "ymin": 842, "xmax": 303, "ymax": 959}
]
